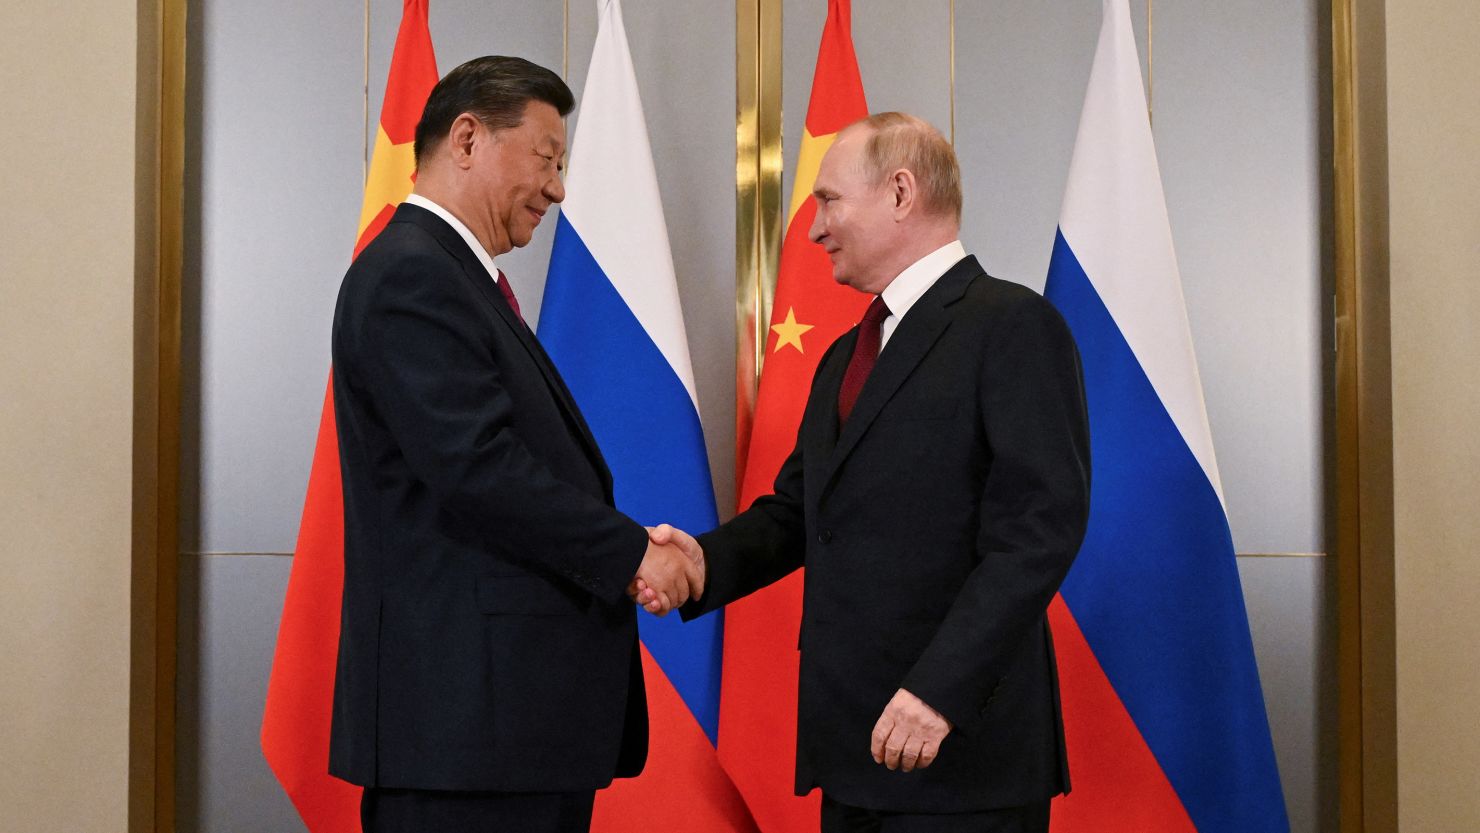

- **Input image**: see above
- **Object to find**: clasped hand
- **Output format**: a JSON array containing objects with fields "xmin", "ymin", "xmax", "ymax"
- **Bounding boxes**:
[
  {"xmin": 627, "ymin": 528, "xmax": 948, "ymax": 773},
  {"xmin": 626, "ymin": 524, "xmax": 705, "ymax": 616}
]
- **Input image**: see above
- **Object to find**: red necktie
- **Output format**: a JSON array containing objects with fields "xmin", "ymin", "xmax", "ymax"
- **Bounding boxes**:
[
  {"xmin": 837, "ymin": 295, "xmax": 890, "ymax": 425},
  {"xmin": 495, "ymin": 269, "xmax": 524, "ymax": 324}
]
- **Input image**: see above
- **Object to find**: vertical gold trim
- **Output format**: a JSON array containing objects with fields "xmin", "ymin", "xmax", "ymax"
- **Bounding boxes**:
[
  {"xmin": 1146, "ymin": 0, "xmax": 1154, "ymax": 126},
  {"xmin": 131, "ymin": 0, "xmax": 185, "ymax": 829},
  {"xmin": 735, "ymin": 0, "xmax": 783, "ymax": 465},
  {"xmin": 948, "ymin": 0, "xmax": 956, "ymax": 146},
  {"xmin": 1333, "ymin": 0, "xmax": 1397, "ymax": 830}
]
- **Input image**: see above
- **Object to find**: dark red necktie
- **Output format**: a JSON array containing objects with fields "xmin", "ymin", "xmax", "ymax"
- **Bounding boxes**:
[
  {"xmin": 837, "ymin": 295, "xmax": 891, "ymax": 425},
  {"xmin": 495, "ymin": 269, "xmax": 524, "ymax": 324}
]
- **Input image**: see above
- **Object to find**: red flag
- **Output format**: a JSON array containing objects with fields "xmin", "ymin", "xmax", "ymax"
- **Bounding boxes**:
[
  {"xmin": 719, "ymin": 2, "xmax": 870, "ymax": 830},
  {"xmin": 260, "ymin": 4, "xmax": 437, "ymax": 831}
]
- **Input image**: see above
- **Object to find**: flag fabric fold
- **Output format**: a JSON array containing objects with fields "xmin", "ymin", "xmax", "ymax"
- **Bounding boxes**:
[
  {"xmin": 260, "ymin": 3, "xmax": 437, "ymax": 831},
  {"xmin": 537, "ymin": 1, "xmax": 755, "ymax": 830},
  {"xmin": 1042, "ymin": 2, "xmax": 1289, "ymax": 831},
  {"xmin": 719, "ymin": 2, "xmax": 870, "ymax": 831}
]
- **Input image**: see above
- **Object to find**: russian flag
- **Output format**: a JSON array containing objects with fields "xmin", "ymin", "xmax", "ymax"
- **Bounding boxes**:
[
  {"xmin": 537, "ymin": 1, "xmax": 755, "ymax": 830},
  {"xmin": 1043, "ymin": 2, "xmax": 1290, "ymax": 831}
]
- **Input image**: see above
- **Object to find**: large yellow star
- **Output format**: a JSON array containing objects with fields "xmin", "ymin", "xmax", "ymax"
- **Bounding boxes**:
[
  {"xmin": 357, "ymin": 125, "xmax": 418, "ymax": 239},
  {"xmin": 770, "ymin": 306, "xmax": 814, "ymax": 354}
]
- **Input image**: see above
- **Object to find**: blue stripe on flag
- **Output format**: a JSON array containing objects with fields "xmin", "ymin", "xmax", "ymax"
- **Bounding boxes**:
[
  {"xmin": 538, "ymin": 213, "xmax": 724, "ymax": 744},
  {"xmin": 1045, "ymin": 230, "xmax": 1289, "ymax": 832}
]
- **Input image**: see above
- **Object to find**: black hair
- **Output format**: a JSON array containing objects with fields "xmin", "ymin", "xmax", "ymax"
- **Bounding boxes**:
[{"xmin": 413, "ymin": 56, "xmax": 574, "ymax": 164}]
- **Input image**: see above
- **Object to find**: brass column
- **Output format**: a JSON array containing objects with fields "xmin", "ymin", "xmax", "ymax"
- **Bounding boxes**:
[{"xmin": 735, "ymin": 0, "xmax": 783, "ymax": 462}]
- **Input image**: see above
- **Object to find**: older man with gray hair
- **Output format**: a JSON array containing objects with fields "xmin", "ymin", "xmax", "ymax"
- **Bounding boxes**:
[{"xmin": 645, "ymin": 112, "xmax": 1092, "ymax": 832}]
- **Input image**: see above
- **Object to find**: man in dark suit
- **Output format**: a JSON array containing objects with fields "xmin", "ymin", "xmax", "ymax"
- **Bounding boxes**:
[
  {"xmin": 645, "ymin": 112, "xmax": 1091, "ymax": 832},
  {"xmin": 329, "ymin": 56, "xmax": 701, "ymax": 833}
]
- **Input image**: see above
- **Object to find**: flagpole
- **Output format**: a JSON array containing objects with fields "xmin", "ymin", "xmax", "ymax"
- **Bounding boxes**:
[
  {"xmin": 1146, "ymin": 0, "xmax": 1154, "ymax": 126},
  {"xmin": 948, "ymin": 0, "xmax": 956, "ymax": 146},
  {"xmin": 362, "ymin": 0, "xmax": 370, "ymax": 183}
]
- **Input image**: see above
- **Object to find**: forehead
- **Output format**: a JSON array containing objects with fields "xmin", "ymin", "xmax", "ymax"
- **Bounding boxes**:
[{"xmin": 816, "ymin": 129, "xmax": 869, "ymax": 188}]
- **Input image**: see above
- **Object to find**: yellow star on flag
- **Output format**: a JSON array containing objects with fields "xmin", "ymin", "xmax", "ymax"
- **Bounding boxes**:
[
  {"xmin": 357, "ymin": 125, "xmax": 418, "ymax": 239},
  {"xmin": 770, "ymin": 306, "xmax": 814, "ymax": 354}
]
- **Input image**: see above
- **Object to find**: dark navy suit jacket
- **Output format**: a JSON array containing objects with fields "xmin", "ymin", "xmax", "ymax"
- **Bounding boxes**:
[{"xmin": 328, "ymin": 203, "xmax": 649, "ymax": 792}]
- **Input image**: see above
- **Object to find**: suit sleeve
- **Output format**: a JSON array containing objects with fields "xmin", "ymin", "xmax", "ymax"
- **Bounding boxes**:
[
  {"xmin": 681, "ymin": 337, "xmax": 850, "ymax": 620},
  {"xmin": 900, "ymin": 293, "xmax": 1091, "ymax": 734},
  {"xmin": 341, "ymin": 251, "xmax": 648, "ymax": 603}
]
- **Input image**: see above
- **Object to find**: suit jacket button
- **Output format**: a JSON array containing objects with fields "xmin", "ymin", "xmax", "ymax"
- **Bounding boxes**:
[{"xmin": 817, "ymin": 530, "xmax": 833, "ymax": 544}]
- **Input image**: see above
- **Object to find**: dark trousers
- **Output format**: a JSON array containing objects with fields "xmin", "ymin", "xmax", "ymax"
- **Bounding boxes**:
[
  {"xmin": 361, "ymin": 787, "xmax": 596, "ymax": 833},
  {"xmin": 821, "ymin": 794, "xmax": 1051, "ymax": 833}
]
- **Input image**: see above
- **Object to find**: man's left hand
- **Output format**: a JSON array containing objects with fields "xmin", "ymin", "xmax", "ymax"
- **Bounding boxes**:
[{"xmin": 870, "ymin": 688, "xmax": 952, "ymax": 772}]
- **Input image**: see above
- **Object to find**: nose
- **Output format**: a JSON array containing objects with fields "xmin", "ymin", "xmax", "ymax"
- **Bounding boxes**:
[
  {"xmin": 808, "ymin": 206, "xmax": 826, "ymax": 244},
  {"xmin": 546, "ymin": 174, "xmax": 565, "ymax": 204}
]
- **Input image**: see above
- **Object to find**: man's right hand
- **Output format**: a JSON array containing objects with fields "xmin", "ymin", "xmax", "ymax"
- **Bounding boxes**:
[{"xmin": 630, "ymin": 535, "xmax": 703, "ymax": 616}]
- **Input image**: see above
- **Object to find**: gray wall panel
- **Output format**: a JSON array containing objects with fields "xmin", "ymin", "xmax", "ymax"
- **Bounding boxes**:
[
  {"xmin": 1238, "ymin": 556, "xmax": 1337, "ymax": 833},
  {"xmin": 853, "ymin": 0, "xmax": 952, "ymax": 138},
  {"xmin": 177, "ymin": 556, "xmax": 304, "ymax": 833},
  {"xmin": 190, "ymin": 0, "xmax": 365, "ymax": 555},
  {"xmin": 955, "ymin": 1, "xmax": 1098, "ymax": 290},
  {"xmin": 1154, "ymin": 0, "xmax": 1326, "ymax": 555}
]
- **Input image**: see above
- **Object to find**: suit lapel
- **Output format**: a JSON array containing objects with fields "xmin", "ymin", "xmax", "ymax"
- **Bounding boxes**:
[
  {"xmin": 396, "ymin": 205, "xmax": 615, "ymax": 493},
  {"xmin": 818, "ymin": 256, "xmax": 983, "ymax": 498},
  {"xmin": 801, "ymin": 333, "xmax": 850, "ymax": 501}
]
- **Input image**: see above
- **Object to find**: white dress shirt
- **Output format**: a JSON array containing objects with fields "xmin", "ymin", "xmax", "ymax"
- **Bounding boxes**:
[
  {"xmin": 403, "ymin": 193, "xmax": 501, "ymax": 284},
  {"xmin": 878, "ymin": 239, "xmax": 967, "ymax": 350}
]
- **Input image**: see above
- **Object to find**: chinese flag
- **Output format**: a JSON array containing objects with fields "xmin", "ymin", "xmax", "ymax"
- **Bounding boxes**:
[
  {"xmin": 259, "ymin": 3, "xmax": 437, "ymax": 831},
  {"xmin": 720, "ymin": 2, "xmax": 870, "ymax": 831}
]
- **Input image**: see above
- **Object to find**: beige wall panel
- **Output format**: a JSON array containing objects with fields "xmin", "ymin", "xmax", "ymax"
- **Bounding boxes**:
[
  {"xmin": 0, "ymin": 1, "xmax": 142, "ymax": 831},
  {"xmin": 1386, "ymin": 1, "xmax": 1480, "ymax": 829}
]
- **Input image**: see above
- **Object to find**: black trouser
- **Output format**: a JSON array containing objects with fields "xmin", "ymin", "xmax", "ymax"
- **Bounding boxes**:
[
  {"xmin": 821, "ymin": 793, "xmax": 1051, "ymax": 833},
  {"xmin": 361, "ymin": 787, "xmax": 596, "ymax": 833}
]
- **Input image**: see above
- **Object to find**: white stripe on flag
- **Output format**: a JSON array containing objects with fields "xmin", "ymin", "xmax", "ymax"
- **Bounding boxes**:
[
  {"xmin": 557, "ymin": 0, "xmax": 700, "ymax": 409},
  {"xmin": 1057, "ymin": 0, "xmax": 1224, "ymax": 501}
]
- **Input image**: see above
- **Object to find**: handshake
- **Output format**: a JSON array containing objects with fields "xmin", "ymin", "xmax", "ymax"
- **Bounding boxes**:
[{"xmin": 626, "ymin": 524, "xmax": 704, "ymax": 616}]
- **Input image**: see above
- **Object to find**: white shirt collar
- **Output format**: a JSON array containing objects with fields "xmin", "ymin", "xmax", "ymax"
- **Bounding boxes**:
[
  {"xmin": 403, "ymin": 193, "xmax": 500, "ymax": 283},
  {"xmin": 878, "ymin": 240, "xmax": 967, "ymax": 348}
]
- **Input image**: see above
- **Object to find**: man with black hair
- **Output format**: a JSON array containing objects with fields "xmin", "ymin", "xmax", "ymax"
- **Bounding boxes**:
[{"xmin": 329, "ymin": 56, "xmax": 701, "ymax": 833}]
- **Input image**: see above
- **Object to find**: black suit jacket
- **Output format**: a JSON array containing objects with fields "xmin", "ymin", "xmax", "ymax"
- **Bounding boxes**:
[
  {"xmin": 328, "ymin": 203, "xmax": 650, "ymax": 792},
  {"xmin": 685, "ymin": 256, "xmax": 1090, "ymax": 813}
]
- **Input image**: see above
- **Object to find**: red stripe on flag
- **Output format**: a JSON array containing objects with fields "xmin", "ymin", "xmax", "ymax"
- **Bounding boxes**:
[
  {"xmin": 717, "ymin": 572, "xmax": 813, "ymax": 831},
  {"xmin": 260, "ymin": 381, "xmax": 361, "ymax": 833},
  {"xmin": 594, "ymin": 648, "xmax": 760, "ymax": 833},
  {"xmin": 1048, "ymin": 596, "xmax": 1197, "ymax": 832},
  {"xmin": 803, "ymin": 0, "xmax": 868, "ymax": 136},
  {"xmin": 379, "ymin": 0, "xmax": 439, "ymax": 143}
]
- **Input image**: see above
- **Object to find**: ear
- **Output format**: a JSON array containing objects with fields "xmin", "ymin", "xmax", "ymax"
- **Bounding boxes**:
[
  {"xmin": 890, "ymin": 168, "xmax": 918, "ymax": 221},
  {"xmin": 448, "ymin": 113, "xmax": 481, "ymax": 169}
]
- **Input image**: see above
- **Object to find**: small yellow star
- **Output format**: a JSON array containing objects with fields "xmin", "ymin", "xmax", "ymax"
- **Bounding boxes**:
[{"xmin": 770, "ymin": 306, "xmax": 814, "ymax": 354}]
